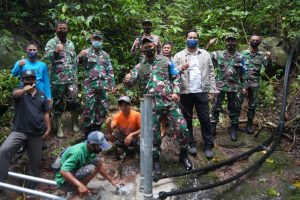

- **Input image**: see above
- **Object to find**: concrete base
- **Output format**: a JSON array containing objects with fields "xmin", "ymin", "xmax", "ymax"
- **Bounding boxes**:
[
  {"xmin": 135, "ymin": 174, "xmax": 176, "ymax": 200},
  {"xmin": 86, "ymin": 174, "xmax": 176, "ymax": 200}
]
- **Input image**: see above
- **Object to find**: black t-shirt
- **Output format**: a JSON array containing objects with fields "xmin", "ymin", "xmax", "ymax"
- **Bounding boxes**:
[{"xmin": 12, "ymin": 88, "xmax": 49, "ymax": 135}]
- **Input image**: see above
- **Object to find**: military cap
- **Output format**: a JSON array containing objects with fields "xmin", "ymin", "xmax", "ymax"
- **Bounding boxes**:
[
  {"xmin": 142, "ymin": 20, "xmax": 152, "ymax": 26},
  {"xmin": 91, "ymin": 31, "xmax": 103, "ymax": 38},
  {"xmin": 225, "ymin": 33, "xmax": 237, "ymax": 40}
]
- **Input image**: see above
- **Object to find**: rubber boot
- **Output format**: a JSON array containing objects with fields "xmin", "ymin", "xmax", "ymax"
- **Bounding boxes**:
[
  {"xmin": 71, "ymin": 111, "xmax": 80, "ymax": 132},
  {"xmin": 153, "ymin": 156, "xmax": 161, "ymax": 175},
  {"xmin": 179, "ymin": 148, "xmax": 193, "ymax": 170},
  {"xmin": 211, "ymin": 122, "xmax": 217, "ymax": 137},
  {"xmin": 84, "ymin": 125, "xmax": 95, "ymax": 139},
  {"xmin": 188, "ymin": 143, "xmax": 197, "ymax": 156},
  {"xmin": 246, "ymin": 119, "xmax": 254, "ymax": 134},
  {"xmin": 84, "ymin": 125, "xmax": 102, "ymax": 139},
  {"xmin": 229, "ymin": 124, "xmax": 238, "ymax": 141},
  {"xmin": 54, "ymin": 114, "xmax": 64, "ymax": 138}
]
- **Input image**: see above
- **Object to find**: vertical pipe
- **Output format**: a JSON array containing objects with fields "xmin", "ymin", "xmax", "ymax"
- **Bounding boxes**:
[
  {"xmin": 139, "ymin": 98, "xmax": 145, "ymax": 192},
  {"xmin": 143, "ymin": 94, "xmax": 153, "ymax": 200}
]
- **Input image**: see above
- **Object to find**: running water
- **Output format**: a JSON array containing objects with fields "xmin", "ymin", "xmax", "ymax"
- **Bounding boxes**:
[{"xmin": 115, "ymin": 183, "xmax": 134, "ymax": 195}]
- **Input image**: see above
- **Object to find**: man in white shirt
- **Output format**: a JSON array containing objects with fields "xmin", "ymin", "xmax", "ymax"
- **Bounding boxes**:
[{"xmin": 174, "ymin": 29, "xmax": 217, "ymax": 159}]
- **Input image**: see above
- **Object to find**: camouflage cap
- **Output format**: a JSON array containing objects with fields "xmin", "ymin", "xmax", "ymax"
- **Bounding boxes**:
[
  {"xmin": 92, "ymin": 31, "xmax": 103, "ymax": 38},
  {"xmin": 225, "ymin": 33, "xmax": 237, "ymax": 40},
  {"xmin": 142, "ymin": 20, "xmax": 152, "ymax": 26},
  {"xmin": 141, "ymin": 37, "xmax": 154, "ymax": 45}
]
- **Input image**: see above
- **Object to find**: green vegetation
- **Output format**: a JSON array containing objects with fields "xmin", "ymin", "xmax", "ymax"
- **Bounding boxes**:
[
  {"xmin": 0, "ymin": 0, "xmax": 299, "ymax": 138},
  {"xmin": 1, "ymin": 0, "xmax": 299, "ymax": 76},
  {"xmin": 0, "ymin": 0, "xmax": 298, "ymax": 99},
  {"xmin": 0, "ymin": 70, "xmax": 19, "ymax": 105}
]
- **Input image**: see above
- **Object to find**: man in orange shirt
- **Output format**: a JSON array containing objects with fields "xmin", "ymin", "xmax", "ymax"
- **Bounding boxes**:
[{"xmin": 107, "ymin": 96, "xmax": 140, "ymax": 152}]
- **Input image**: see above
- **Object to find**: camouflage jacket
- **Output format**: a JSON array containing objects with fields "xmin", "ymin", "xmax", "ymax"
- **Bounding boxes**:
[
  {"xmin": 44, "ymin": 36, "xmax": 77, "ymax": 85},
  {"xmin": 242, "ymin": 49, "xmax": 271, "ymax": 87},
  {"xmin": 124, "ymin": 55, "xmax": 180, "ymax": 110},
  {"xmin": 77, "ymin": 47, "xmax": 115, "ymax": 90},
  {"xmin": 211, "ymin": 50, "xmax": 248, "ymax": 92}
]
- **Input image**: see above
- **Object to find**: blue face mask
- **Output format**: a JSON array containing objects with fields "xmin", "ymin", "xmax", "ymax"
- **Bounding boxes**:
[
  {"xmin": 27, "ymin": 51, "xmax": 38, "ymax": 60},
  {"xmin": 186, "ymin": 39, "xmax": 198, "ymax": 48},
  {"xmin": 92, "ymin": 41, "xmax": 103, "ymax": 49}
]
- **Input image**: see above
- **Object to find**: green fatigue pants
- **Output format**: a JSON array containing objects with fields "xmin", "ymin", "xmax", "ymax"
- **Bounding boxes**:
[
  {"xmin": 211, "ymin": 91, "xmax": 239, "ymax": 125},
  {"xmin": 83, "ymin": 88, "xmax": 108, "ymax": 128},
  {"xmin": 237, "ymin": 86, "xmax": 259, "ymax": 120},
  {"xmin": 52, "ymin": 83, "xmax": 79, "ymax": 114},
  {"xmin": 152, "ymin": 107, "xmax": 189, "ymax": 159}
]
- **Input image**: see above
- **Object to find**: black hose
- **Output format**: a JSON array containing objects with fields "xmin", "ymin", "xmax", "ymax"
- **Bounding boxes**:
[
  {"xmin": 158, "ymin": 127, "xmax": 283, "ymax": 199},
  {"xmin": 157, "ymin": 37, "xmax": 300, "ymax": 200},
  {"xmin": 157, "ymin": 133, "xmax": 274, "ymax": 180}
]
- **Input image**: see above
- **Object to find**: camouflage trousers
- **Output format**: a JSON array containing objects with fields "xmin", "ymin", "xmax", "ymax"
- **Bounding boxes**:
[
  {"xmin": 237, "ymin": 86, "xmax": 259, "ymax": 120},
  {"xmin": 211, "ymin": 91, "xmax": 239, "ymax": 125},
  {"xmin": 60, "ymin": 158, "xmax": 100, "ymax": 192},
  {"xmin": 83, "ymin": 88, "xmax": 108, "ymax": 128},
  {"xmin": 52, "ymin": 84, "xmax": 79, "ymax": 114},
  {"xmin": 152, "ymin": 107, "xmax": 189, "ymax": 158}
]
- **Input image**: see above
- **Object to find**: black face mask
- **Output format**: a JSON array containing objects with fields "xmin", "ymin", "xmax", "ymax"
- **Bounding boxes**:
[
  {"xmin": 144, "ymin": 48, "xmax": 156, "ymax": 57},
  {"xmin": 56, "ymin": 31, "xmax": 68, "ymax": 40},
  {"xmin": 250, "ymin": 41, "xmax": 260, "ymax": 48},
  {"xmin": 226, "ymin": 44, "xmax": 236, "ymax": 51},
  {"xmin": 144, "ymin": 28, "xmax": 152, "ymax": 34}
]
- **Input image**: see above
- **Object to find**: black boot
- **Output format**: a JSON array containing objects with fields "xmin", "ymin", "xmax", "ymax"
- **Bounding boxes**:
[
  {"xmin": 246, "ymin": 119, "xmax": 254, "ymax": 134},
  {"xmin": 211, "ymin": 122, "xmax": 217, "ymax": 137},
  {"xmin": 84, "ymin": 126, "xmax": 91, "ymax": 139},
  {"xmin": 85, "ymin": 125, "xmax": 101, "ymax": 138},
  {"xmin": 153, "ymin": 156, "xmax": 161, "ymax": 175},
  {"xmin": 229, "ymin": 124, "xmax": 238, "ymax": 141},
  {"xmin": 188, "ymin": 143, "xmax": 197, "ymax": 156},
  {"xmin": 179, "ymin": 148, "xmax": 193, "ymax": 170}
]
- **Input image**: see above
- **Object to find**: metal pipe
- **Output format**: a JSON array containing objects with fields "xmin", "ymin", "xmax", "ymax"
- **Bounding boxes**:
[
  {"xmin": 8, "ymin": 172, "xmax": 57, "ymax": 186},
  {"xmin": 0, "ymin": 182, "xmax": 65, "ymax": 200},
  {"xmin": 143, "ymin": 94, "xmax": 153, "ymax": 200},
  {"xmin": 140, "ymin": 98, "xmax": 145, "ymax": 192}
]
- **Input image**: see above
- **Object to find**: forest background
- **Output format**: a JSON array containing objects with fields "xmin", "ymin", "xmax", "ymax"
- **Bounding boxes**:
[{"xmin": 0, "ymin": 0, "xmax": 299, "ymax": 116}]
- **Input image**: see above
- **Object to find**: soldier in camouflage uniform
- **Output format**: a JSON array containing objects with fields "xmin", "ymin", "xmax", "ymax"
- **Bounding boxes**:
[
  {"xmin": 45, "ymin": 21, "xmax": 79, "ymax": 138},
  {"xmin": 77, "ymin": 31, "xmax": 115, "ymax": 138},
  {"xmin": 124, "ymin": 37, "xmax": 193, "ymax": 173},
  {"xmin": 238, "ymin": 34, "xmax": 272, "ymax": 134},
  {"xmin": 211, "ymin": 34, "xmax": 248, "ymax": 141},
  {"xmin": 131, "ymin": 20, "xmax": 161, "ymax": 61}
]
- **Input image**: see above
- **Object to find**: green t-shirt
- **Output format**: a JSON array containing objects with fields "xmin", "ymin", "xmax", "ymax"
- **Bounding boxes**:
[{"xmin": 55, "ymin": 142, "xmax": 96, "ymax": 186}]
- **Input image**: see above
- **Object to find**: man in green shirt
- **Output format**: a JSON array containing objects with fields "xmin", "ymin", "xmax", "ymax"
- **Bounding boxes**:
[{"xmin": 55, "ymin": 131, "xmax": 120, "ymax": 196}]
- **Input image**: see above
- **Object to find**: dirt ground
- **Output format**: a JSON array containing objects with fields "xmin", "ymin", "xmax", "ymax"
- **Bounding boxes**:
[
  {"xmin": 1, "ymin": 72, "xmax": 300, "ymax": 199},
  {"xmin": 1, "ymin": 106, "xmax": 299, "ymax": 200}
]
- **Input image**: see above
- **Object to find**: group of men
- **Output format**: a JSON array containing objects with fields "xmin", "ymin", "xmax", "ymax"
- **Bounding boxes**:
[
  {"xmin": 125, "ymin": 20, "xmax": 271, "ymax": 173},
  {"xmin": 0, "ymin": 19, "xmax": 271, "ymax": 196}
]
